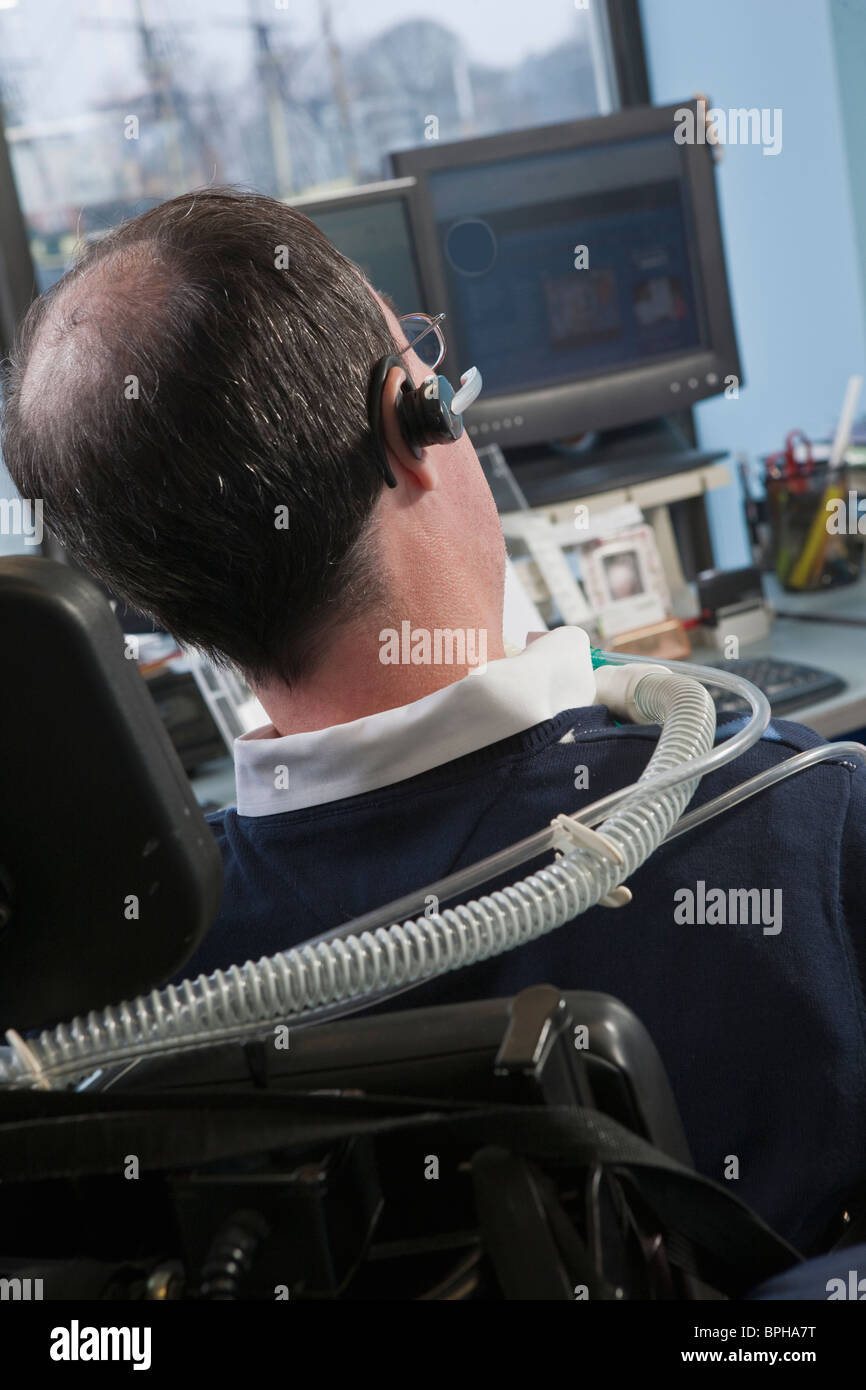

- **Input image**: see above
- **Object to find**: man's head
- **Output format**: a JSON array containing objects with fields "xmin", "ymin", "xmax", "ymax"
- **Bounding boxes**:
[{"xmin": 2, "ymin": 188, "xmax": 505, "ymax": 697}]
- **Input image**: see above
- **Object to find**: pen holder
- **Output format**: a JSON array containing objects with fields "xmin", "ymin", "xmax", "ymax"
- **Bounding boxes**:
[{"xmin": 765, "ymin": 465, "xmax": 863, "ymax": 591}]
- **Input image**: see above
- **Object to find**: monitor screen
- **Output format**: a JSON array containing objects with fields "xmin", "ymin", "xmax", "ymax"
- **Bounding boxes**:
[
  {"xmin": 426, "ymin": 133, "xmax": 706, "ymax": 400},
  {"xmin": 392, "ymin": 105, "xmax": 740, "ymax": 456},
  {"xmin": 300, "ymin": 193, "xmax": 425, "ymax": 316}
]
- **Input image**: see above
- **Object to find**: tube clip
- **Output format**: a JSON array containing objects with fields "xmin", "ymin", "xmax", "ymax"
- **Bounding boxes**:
[
  {"xmin": 4, "ymin": 1029, "xmax": 51, "ymax": 1089},
  {"xmin": 549, "ymin": 814, "xmax": 633, "ymax": 909}
]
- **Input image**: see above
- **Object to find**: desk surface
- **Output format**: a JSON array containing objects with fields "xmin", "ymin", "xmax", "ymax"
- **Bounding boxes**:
[{"xmin": 690, "ymin": 574, "xmax": 866, "ymax": 739}]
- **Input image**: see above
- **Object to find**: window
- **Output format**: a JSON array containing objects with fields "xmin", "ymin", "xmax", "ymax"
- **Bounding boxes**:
[{"xmin": 0, "ymin": 0, "xmax": 616, "ymax": 291}]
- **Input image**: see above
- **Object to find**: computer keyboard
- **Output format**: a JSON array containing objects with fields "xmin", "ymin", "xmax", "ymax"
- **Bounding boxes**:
[{"xmin": 702, "ymin": 657, "xmax": 846, "ymax": 718}]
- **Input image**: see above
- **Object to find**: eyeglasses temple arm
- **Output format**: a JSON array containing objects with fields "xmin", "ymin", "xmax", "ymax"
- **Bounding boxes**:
[{"xmin": 397, "ymin": 312, "xmax": 446, "ymax": 360}]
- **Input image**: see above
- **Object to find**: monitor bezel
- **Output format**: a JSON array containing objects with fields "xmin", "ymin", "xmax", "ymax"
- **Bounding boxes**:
[{"xmin": 390, "ymin": 101, "xmax": 742, "ymax": 450}]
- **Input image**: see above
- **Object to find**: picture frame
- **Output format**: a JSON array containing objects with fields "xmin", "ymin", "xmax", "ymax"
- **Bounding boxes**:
[{"xmin": 578, "ymin": 523, "xmax": 671, "ymax": 640}]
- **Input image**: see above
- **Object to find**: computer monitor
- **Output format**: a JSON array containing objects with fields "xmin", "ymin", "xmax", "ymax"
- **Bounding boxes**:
[
  {"xmin": 290, "ymin": 178, "xmax": 427, "ymax": 316},
  {"xmin": 390, "ymin": 101, "xmax": 741, "ymax": 455}
]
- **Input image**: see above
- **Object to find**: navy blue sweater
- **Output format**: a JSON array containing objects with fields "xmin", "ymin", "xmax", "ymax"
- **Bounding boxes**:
[{"xmin": 180, "ymin": 709, "xmax": 866, "ymax": 1252}]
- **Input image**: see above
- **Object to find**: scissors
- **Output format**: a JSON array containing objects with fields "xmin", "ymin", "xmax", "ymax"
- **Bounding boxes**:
[{"xmin": 765, "ymin": 429, "xmax": 813, "ymax": 491}]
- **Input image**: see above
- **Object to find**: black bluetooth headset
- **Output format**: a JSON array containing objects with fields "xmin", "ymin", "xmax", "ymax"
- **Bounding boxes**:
[{"xmin": 367, "ymin": 325, "xmax": 482, "ymax": 488}]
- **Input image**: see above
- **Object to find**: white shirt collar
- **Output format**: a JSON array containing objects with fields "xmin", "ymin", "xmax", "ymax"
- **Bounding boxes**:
[{"xmin": 233, "ymin": 626, "xmax": 596, "ymax": 816}]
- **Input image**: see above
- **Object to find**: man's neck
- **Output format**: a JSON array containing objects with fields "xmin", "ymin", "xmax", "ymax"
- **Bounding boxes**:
[{"xmin": 256, "ymin": 618, "xmax": 506, "ymax": 737}]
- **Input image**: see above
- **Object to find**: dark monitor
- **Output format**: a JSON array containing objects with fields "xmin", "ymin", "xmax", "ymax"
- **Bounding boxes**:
[
  {"xmin": 391, "ymin": 101, "xmax": 741, "ymax": 452},
  {"xmin": 290, "ymin": 178, "xmax": 427, "ymax": 316}
]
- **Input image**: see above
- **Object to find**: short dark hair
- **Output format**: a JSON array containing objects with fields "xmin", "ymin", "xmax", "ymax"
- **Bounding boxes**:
[{"xmin": 1, "ymin": 188, "xmax": 396, "ymax": 684}]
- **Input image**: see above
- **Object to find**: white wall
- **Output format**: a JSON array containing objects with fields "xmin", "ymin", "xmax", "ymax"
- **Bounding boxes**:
[{"xmin": 641, "ymin": 0, "xmax": 866, "ymax": 567}]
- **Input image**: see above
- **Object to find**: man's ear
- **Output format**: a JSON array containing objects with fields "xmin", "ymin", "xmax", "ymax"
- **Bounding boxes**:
[{"xmin": 380, "ymin": 364, "xmax": 439, "ymax": 492}]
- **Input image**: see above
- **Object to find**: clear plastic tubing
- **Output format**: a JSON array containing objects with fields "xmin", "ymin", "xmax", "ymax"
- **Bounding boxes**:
[
  {"xmin": 668, "ymin": 739, "xmax": 866, "ymax": 842},
  {"xmin": 1, "ymin": 655, "xmax": 774, "ymax": 1090},
  {"xmin": 309, "ymin": 652, "xmax": 772, "ymax": 941}
]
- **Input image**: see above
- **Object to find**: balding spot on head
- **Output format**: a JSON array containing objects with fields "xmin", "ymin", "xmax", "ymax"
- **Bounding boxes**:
[{"xmin": 18, "ymin": 243, "xmax": 179, "ymax": 421}]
